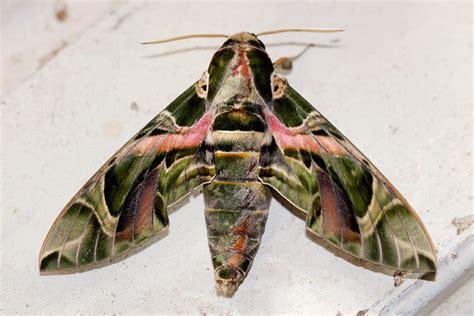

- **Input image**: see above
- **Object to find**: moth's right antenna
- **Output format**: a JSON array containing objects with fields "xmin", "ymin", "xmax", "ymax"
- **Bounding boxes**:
[{"xmin": 257, "ymin": 28, "xmax": 344, "ymax": 37}]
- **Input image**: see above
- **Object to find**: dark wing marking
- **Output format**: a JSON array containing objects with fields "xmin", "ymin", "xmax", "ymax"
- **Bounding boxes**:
[
  {"xmin": 259, "ymin": 78, "xmax": 436, "ymax": 280},
  {"xmin": 39, "ymin": 84, "xmax": 215, "ymax": 274}
]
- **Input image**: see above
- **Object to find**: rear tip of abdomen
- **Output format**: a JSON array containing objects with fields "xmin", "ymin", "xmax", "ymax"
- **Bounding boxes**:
[{"xmin": 214, "ymin": 265, "xmax": 245, "ymax": 297}]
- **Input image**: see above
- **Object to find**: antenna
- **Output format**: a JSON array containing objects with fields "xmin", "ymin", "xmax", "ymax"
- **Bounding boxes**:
[
  {"xmin": 257, "ymin": 28, "xmax": 344, "ymax": 36},
  {"xmin": 142, "ymin": 28, "xmax": 344, "ymax": 45},
  {"xmin": 142, "ymin": 33, "xmax": 228, "ymax": 45}
]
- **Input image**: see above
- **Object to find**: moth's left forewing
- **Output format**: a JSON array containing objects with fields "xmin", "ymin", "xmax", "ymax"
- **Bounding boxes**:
[
  {"xmin": 260, "ymin": 77, "xmax": 437, "ymax": 280},
  {"xmin": 39, "ymin": 84, "xmax": 215, "ymax": 275}
]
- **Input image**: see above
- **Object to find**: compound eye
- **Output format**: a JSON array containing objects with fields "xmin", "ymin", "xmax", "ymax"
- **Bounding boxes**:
[
  {"xmin": 271, "ymin": 74, "xmax": 287, "ymax": 99},
  {"xmin": 196, "ymin": 72, "xmax": 209, "ymax": 98}
]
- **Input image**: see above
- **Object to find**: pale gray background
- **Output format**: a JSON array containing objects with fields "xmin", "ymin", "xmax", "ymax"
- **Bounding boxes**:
[{"xmin": 2, "ymin": 1, "xmax": 472, "ymax": 314}]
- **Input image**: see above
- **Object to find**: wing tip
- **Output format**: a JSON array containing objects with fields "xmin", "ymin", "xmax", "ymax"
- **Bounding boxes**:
[
  {"xmin": 38, "ymin": 226, "xmax": 171, "ymax": 276},
  {"xmin": 418, "ymin": 270, "xmax": 436, "ymax": 281},
  {"xmin": 305, "ymin": 228, "xmax": 437, "ymax": 281}
]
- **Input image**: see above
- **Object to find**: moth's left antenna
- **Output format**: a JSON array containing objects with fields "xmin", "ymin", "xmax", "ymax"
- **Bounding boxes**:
[{"xmin": 142, "ymin": 33, "xmax": 228, "ymax": 45}]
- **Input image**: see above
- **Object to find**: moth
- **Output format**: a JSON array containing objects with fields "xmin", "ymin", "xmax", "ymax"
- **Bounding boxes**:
[{"xmin": 39, "ymin": 29, "xmax": 437, "ymax": 296}]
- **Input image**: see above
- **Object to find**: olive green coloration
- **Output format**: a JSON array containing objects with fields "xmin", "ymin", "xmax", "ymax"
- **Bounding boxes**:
[{"xmin": 39, "ymin": 32, "xmax": 436, "ymax": 297}]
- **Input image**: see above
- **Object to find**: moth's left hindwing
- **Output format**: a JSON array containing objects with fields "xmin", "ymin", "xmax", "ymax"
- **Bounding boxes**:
[
  {"xmin": 39, "ymin": 84, "xmax": 215, "ymax": 274},
  {"xmin": 260, "ymin": 77, "xmax": 437, "ymax": 280}
]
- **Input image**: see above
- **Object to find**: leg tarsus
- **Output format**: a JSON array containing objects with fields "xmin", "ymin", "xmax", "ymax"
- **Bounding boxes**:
[{"xmin": 273, "ymin": 44, "xmax": 315, "ymax": 74}]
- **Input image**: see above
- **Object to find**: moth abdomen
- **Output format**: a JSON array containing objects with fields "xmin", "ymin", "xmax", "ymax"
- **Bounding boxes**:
[
  {"xmin": 203, "ymin": 123, "xmax": 271, "ymax": 296},
  {"xmin": 203, "ymin": 181, "xmax": 271, "ymax": 296}
]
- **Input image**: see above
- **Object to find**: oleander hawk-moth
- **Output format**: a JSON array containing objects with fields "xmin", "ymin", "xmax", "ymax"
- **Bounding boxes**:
[{"xmin": 39, "ymin": 31, "xmax": 437, "ymax": 296}]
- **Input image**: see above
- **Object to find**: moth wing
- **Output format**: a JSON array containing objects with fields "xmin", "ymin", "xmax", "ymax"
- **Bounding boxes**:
[
  {"xmin": 259, "ymin": 79, "xmax": 436, "ymax": 280},
  {"xmin": 39, "ymin": 84, "xmax": 215, "ymax": 274}
]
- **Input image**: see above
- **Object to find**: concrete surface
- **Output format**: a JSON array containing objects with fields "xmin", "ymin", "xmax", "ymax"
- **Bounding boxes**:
[
  {"xmin": 1, "ymin": 0, "xmax": 122, "ymax": 94},
  {"xmin": 1, "ymin": 1, "xmax": 472, "ymax": 315}
]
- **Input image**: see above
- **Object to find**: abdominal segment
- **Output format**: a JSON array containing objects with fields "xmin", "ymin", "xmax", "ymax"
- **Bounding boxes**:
[{"xmin": 203, "ymin": 124, "xmax": 271, "ymax": 296}]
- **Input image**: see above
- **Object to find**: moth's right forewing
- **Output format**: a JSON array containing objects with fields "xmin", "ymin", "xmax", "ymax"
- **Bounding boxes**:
[{"xmin": 260, "ymin": 80, "xmax": 437, "ymax": 280}]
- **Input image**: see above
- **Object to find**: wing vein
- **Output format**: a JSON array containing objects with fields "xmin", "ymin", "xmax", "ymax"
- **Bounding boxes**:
[
  {"xmin": 56, "ymin": 205, "xmax": 82, "ymax": 268},
  {"xmin": 396, "ymin": 210, "xmax": 420, "ymax": 270},
  {"xmin": 93, "ymin": 226, "xmax": 101, "ymax": 263},
  {"xmin": 379, "ymin": 195, "xmax": 401, "ymax": 269},
  {"xmin": 75, "ymin": 211, "xmax": 94, "ymax": 267}
]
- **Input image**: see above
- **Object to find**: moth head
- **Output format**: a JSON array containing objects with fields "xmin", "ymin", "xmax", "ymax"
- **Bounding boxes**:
[{"xmin": 220, "ymin": 32, "xmax": 266, "ymax": 50}]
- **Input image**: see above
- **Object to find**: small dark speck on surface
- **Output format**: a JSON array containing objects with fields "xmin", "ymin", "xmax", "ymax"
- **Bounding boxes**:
[
  {"xmin": 389, "ymin": 124, "xmax": 399, "ymax": 134},
  {"xmin": 131, "ymin": 102, "xmax": 139, "ymax": 111},
  {"xmin": 113, "ymin": 11, "xmax": 133, "ymax": 30},
  {"xmin": 55, "ymin": 0, "xmax": 68, "ymax": 22}
]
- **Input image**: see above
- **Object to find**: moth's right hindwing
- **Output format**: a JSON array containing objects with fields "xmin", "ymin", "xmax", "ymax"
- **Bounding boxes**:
[{"xmin": 39, "ymin": 84, "xmax": 215, "ymax": 275}]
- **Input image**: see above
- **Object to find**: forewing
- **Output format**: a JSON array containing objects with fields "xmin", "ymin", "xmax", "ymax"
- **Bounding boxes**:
[
  {"xmin": 39, "ymin": 84, "xmax": 215, "ymax": 274},
  {"xmin": 259, "ymin": 78, "xmax": 436, "ymax": 280}
]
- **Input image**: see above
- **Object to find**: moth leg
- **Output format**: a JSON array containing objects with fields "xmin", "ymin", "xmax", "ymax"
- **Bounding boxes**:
[
  {"xmin": 273, "ymin": 57, "xmax": 294, "ymax": 72},
  {"xmin": 272, "ymin": 44, "xmax": 314, "ymax": 74}
]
